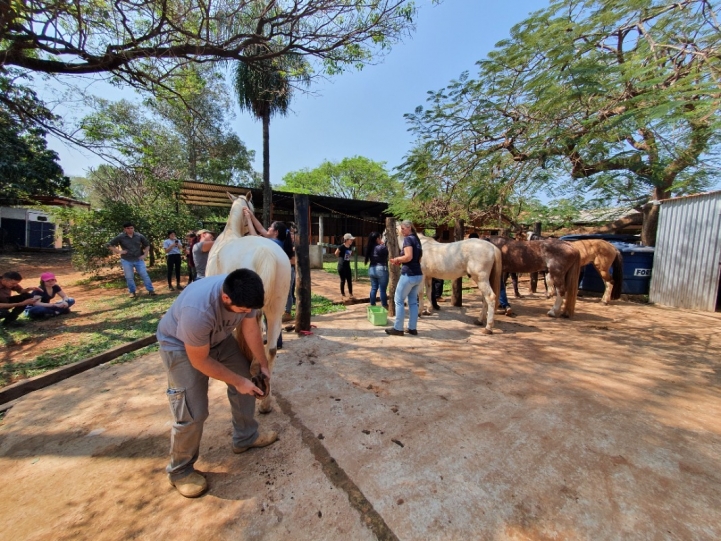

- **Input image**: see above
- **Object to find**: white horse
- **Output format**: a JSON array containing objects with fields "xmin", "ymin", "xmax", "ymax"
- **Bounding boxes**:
[
  {"xmin": 206, "ymin": 192, "xmax": 291, "ymax": 413},
  {"xmin": 396, "ymin": 230, "xmax": 503, "ymax": 334}
]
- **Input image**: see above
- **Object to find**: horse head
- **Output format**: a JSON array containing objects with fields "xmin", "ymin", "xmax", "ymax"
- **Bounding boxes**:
[{"xmin": 226, "ymin": 191, "xmax": 254, "ymax": 237}]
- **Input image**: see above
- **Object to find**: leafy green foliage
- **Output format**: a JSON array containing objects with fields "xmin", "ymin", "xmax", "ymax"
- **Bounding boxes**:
[
  {"xmin": 0, "ymin": 72, "xmax": 70, "ymax": 202},
  {"xmin": 282, "ymin": 156, "xmax": 399, "ymax": 201},
  {"xmin": 402, "ymin": 0, "xmax": 721, "ymax": 229}
]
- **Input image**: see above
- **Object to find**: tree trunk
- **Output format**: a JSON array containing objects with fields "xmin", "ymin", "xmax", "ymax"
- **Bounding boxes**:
[
  {"xmin": 530, "ymin": 221, "xmax": 541, "ymax": 293},
  {"xmin": 452, "ymin": 219, "xmax": 464, "ymax": 307},
  {"xmin": 641, "ymin": 187, "xmax": 669, "ymax": 246},
  {"xmin": 262, "ymin": 110, "xmax": 271, "ymax": 228}
]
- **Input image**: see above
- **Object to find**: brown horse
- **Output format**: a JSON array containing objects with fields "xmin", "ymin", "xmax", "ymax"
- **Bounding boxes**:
[
  {"xmin": 568, "ymin": 239, "xmax": 624, "ymax": 304},
  {"xmin": 487, "ymin": 237, "xmax": 581, "ymax": 317}
]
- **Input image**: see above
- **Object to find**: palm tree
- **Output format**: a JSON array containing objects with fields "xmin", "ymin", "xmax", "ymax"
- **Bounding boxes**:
[{"xmin": 234, "ymin": 48, "xmax": 310, "ymax": 227}]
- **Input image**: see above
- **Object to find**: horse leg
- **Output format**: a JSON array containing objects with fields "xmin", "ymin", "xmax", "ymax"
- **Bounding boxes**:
[
  {"xmin": 258, "ymin": 308, "xmax": 281, "ymax": 414},
  {"xmin": 476, "ymin": 279, "xmax": 496, "ymax": 334},
  {"xmin": 597, "ymin": 264, "xmax": 613, "ymax": 304},
  {"xmin": 511, "ymin": 273, "xmax": 522, "ymax": 298},
  {"xmin": 422, "ymin": 276, "xmax": 432, "ymax": 315},
  {"xmin": 547, "ymin": 271, "xmax": 565, "ymax": 317}
]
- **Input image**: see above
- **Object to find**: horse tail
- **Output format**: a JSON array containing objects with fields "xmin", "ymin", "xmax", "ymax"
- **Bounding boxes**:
[
  {"xmin": 564, "ymin": 250, "xmax": 581, "ymax": 317},
  {"xmin": 490, "ymin": 246, "xmax": 502, "ymax": 308},
  {"xmin": 610, "ymin": 249, "xmax": 624, "ymax": 300}
]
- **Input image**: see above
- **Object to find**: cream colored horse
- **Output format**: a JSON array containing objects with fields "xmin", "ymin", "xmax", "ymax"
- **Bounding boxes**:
[
  {"xmin": 397, "ymin": 230, "xmax": 503, "ymax": 334},
  {"xmin": 206, "ymin": 193, "xmax": 291, "ymax": 413}
]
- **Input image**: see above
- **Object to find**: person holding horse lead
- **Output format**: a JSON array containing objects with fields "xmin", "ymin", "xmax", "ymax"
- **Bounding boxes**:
[
  {"xmin": 364, "ymin": 231, "xmax": 389, "ymax": 309},
  {"xmin": 157, "ymin": 268, "xmax": 278, "ymax": 498},
  {"xmin": 242, "ymin": 208, "xmax": 295, "ymax": 326},
  {"xmin": 387, "ymin": 220, "xmax": 423, "ymax": 336},
  {"xmin": 335, "ymin": 233, "xmax": 355, "ymax": 299}
]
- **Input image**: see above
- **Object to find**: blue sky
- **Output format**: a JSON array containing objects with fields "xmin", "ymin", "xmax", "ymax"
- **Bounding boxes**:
[{"xmin": 47, "ymin": 0, "xmax": 551, "ymax": 183}]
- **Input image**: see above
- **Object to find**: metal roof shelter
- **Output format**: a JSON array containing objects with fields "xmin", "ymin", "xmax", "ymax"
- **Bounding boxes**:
[
  {"xmin": 649, "ymin": 190, "xmax": 721, "ymax": 312},
  {"xmin": 179, "ymin": 181, "xmax": 390, "ymax": 249}
]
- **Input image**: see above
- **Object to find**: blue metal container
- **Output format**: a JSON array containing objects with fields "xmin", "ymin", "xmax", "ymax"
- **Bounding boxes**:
[{"xmin": 577, "ymin": 242, "xmax": 654, "ymax": 295}]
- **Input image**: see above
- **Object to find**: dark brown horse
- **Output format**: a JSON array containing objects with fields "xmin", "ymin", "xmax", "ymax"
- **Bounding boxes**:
[{"xmin": 487, "ymin": 237, "xmax": 581, "ymax": 317}]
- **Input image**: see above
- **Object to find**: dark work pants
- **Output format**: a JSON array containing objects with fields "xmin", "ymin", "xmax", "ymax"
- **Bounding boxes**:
[
  {"xmin": 167, "ymin": 254, "xmax": 182, "ymax": 286},
  {"xmin": 0, "ymin": 293, "xmax": 33, "ymax": 324},
  {"xmin": 338, "ymin": 263, "xmax": 353, "ymax": 296}
]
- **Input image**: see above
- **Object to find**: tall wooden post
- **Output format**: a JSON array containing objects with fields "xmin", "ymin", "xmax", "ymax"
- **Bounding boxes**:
[
  {"xmin": 386, "ymin": 217, "xmax": 399, "ymax": 317},
  {"xmin": 530, "ymin": 221, "xmax": 542, "ymax": 293},
  {"xmin": 452, "ymin": 219, "xmax": 464, "ymax": 307},
  {"xmin": 294, "ymin": 194, "xmax": 311, "ymax": 332}
]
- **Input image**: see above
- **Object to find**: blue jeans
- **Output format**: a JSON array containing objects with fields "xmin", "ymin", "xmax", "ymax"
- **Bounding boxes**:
[
  {"xmin": 393, "ymin": 274, "xmax": 423, "ymax": 331},
  {"xmin": 499, "ymin": 274, "xmax": 510, "ymax": 309},
  {"xmin": 120, "ymin": 259, "xmax": 155, "ymax": 294},
  {"xmin": 26, "ymin": 298, "xmax": 75, "ymax": 319},
  {"xmin": 286, "ymin": 266, "xmax": 296, "ymax": 313},
  {"xmin": 368, "ymin": 265, "xmax": 389, "ymax": 307}
]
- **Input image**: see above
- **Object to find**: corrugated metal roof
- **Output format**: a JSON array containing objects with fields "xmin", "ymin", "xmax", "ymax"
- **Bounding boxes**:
[{"xmin": 649, "ymin": 191, "xmax": 721, "ymax": 311}]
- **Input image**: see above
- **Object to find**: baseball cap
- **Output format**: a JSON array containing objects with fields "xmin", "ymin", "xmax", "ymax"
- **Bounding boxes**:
[
  {"xmin": 343, "ymin": 233, "xmax": 355, "ymax": 241},
  {"xmin": 40, "ymin": 272, "xmax": 56, "ymax": 281},
  {"xmin": 197, "ymin": 229, "xmax": 211, "ymax": 235}
]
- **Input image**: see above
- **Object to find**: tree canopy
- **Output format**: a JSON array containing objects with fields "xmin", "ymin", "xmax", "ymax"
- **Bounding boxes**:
[
  {"xmin": 1, "ymin": 0, "xmax": 417, "ymax": 125},
  {"xmin": 402, "ymin": 0, "xmax": 721, "ymax": 243},
  {"xmin": 0, "ymin": 71, "xmax": 69, "ymax": 202},
  {"xmin": 282, "ymin": 156, "xmax": 398, "ymax": 201}
]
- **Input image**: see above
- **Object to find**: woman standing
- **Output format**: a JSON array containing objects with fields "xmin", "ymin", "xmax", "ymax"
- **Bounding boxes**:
[
  {"xmin": 364, "ymin": 231, "xmax": 389, "ymax": 309},
  {"xmin": 163, "ymin": 230, "xmax": 184, "ymax": 291},
  {"xmin": 334, "ymin": 233, "xmax": 355, "ymax": 299},
  {"xmin": 386, "ymin": 220, "xmax": 423, "ymax": 336},
  {"xmin": 26, "ymin": 272, "xmax": 75, "ymax": 320}
]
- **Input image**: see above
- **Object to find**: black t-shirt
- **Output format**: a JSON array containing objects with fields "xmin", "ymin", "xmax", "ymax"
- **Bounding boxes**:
[
  {"xmin": 400, "ymin": 235, "xmax": 423, "ymax": 276},
  {"xmin": 32, "ymin": 284, "xmax": 62, "ymax": 303},
  {"xmin": 337, "ymin": 245, "xmax": 353, "ymax": 266}
]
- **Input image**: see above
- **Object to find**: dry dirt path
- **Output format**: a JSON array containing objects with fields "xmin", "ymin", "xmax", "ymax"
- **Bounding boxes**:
[{"xmin": 0, "ymin": 268, "xmax": 720, "ymax": 540}]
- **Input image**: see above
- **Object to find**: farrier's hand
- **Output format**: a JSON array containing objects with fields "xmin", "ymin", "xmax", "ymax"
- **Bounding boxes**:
[{"xmin": 235, "ymin": 377, "xmax": 263, "ymax": 397}]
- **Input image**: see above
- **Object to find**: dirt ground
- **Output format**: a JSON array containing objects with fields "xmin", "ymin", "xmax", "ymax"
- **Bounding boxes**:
[{"xmin": 1, "ymin": 252, "xmax": 720, "ymax": 540}]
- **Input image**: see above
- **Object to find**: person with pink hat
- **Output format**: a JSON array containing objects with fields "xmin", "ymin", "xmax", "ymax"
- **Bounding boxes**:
[{"xmin": 25, "ymin": 272, "xmax": 76, "ymax": 320}]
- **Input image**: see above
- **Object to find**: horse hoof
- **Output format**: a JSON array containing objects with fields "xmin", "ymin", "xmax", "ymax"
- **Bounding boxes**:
[
  {"xmin": 561, "ymin": 313, "xmax": 570, "ymax": 319},
  {"xmin": 422, "ymin": 310, "xmax": 431, "ymax": 316},
  {"xmin": 432, "ymin": 305, "xmax": 441, "ymax": 311},
  {"xmin": 258, "ymin": 400, "xmax": 273, "ymax": 414},
  {"xmin": 482, "ymin": 328, "xmax": 493, "ymax": 335},
  {"xmin": 546, "ymin": 311, "xmax": 557, "ymax": 318}
]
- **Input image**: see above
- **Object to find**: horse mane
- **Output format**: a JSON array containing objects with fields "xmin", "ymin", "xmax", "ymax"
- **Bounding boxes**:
[{"xmin": 226, "ymin": 192, "xmax": 254, "ymax": 238}]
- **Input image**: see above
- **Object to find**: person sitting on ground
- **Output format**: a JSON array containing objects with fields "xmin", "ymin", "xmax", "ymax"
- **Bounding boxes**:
[
  {"xmin": 0, "ymin": 271, "xmax": 37, "ymax": 327},
  {"xmin": 335, "ymin": 233, "xmax": 355, "ymax": 299},
  {"xmin": 26, "ymin": 272, "xmax": 75, "ymax": 320},
  {"xmin": 191, "ymin": 229, "xmax": 215, "ymax": 280}
]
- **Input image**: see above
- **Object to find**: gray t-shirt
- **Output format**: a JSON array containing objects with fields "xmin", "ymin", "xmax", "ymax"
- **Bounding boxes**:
[
  {"xmin": 192, "ymin": 241, "xmax": 211, "ymax": 278},
  {"xmin": 107, "ymin": 232, "xmax": 150, "ymax": 262},
  {"xmin": 156, "ymin": 274, "xmax": 257, "ymax": 352}
]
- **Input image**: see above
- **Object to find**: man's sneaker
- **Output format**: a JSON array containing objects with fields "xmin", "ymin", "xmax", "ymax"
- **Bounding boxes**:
[
  {"xmin": 168, "ymin": 471, "xmax": 208, "ymax": 498},
  {"xmin": 282, "ymin": 312, "xmax": 293, "ymax": 322},
  {"xmin": 148, "ymin": 291, "xmax": 158, "ymax": 297},
  {"xmin": 129, "ymin": 292, "xmax": 137, "ymax": 299},
  {"xmin": 405, "ymin": 329, "xmax": 418, "ymax": 335},
  {"xmin": 385, "ymin": 328, "xmax": 404, "ymax": 336},
  {"xmin": 232, "ymin": 431, "xmax": 278, "ymax": 454}
]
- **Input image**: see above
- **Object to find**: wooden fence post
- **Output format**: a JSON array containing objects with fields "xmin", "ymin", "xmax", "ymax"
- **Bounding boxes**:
[
  {"xmin": 452, "ymin": 219, "xmax": 464, "ymax": 307},
  {"xmin": 385, "ymin": 217, "xmax": 399, "ymax": 317},
  {"xmin": 294, "ymin": 194, "xmax": 311, "ymax": 332}
]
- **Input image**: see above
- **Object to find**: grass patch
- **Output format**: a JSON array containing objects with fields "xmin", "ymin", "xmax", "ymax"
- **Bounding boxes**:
[
  {"xmin": 322, "ymin": 260, "xmax": 370, "ymax": 279},
  {"xmin": 0, "ymin": 286, "xmax": 340, "ymax": 388}
]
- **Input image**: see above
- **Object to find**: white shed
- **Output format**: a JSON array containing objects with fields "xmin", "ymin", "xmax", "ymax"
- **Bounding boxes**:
[{"xmin": 649, "ymin": 190, "xmax": 721, "ymax": 311}]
